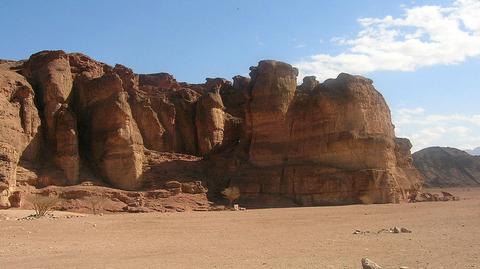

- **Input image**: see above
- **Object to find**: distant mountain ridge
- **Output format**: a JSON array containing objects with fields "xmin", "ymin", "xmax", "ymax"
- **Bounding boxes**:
[
  {"xmin": 465, "ymin": 147, "xmax": 480, "ymax": 156},
  {"xmin": 413, "ymin": 147, "xmax": 480, "ymax": 187}
]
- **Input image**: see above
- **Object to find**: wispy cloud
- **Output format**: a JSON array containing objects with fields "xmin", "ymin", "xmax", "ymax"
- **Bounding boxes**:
[
  {"xmin": 393, "ymin": 107, "xmax": 480, "ymax": 151},
  {"xmin": 295, "ymin": 0, "xmax": 480, "ymax": 80}
]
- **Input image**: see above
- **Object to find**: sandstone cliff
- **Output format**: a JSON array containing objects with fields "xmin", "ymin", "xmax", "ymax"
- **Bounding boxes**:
[
  {"xmin": 413, "ymin": 147, "xmax": 480, "ymax": 187},
  {"xmin": 0, "ymin": 60, "xmax": 41, "ymax": 208},
  {"xmin": 213, "ymin": 62, "xmax": 422, "ymax": 206},
  {"xmin": 0, "ymin": 50, "xmax": 423, "ymax": 209}
]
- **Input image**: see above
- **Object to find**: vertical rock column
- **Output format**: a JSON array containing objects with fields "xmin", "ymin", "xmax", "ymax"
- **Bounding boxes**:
[
  {"xmin": 247, "ymin": 61, "xmax": 298, "ymax": 166},
  {"xmin": 196, "ymin": 87, "xmax": 225, "ymax": 155},
  {"xmin": 76, "ymin": 72, "xmax": 144, "ymax": 190},
  {"xmin": 54, "ymin": 105, "xmax": 79, "ymax": 184},
  {"xmin": 23, "ymin": 51, "xmax": 80, "ymax": 184}
]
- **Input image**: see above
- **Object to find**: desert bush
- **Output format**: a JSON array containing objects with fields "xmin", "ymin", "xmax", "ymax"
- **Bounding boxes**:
[
  {"xmin": 221, "ymin": 186, "xmax": 240, "ymax": 207},
  {"xmin": 27, "ymin": 194, "xmax": 59, "ymax": 218},
  {"xmin": 84, "ymin": 195, "xmax": 106, "ymax": 215}
]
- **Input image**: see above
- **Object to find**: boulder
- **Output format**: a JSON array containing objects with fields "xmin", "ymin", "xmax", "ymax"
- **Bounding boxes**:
[
  {"xmin": 361, "ymin": 258, "xmax": 383, "ymax": 269},
  {"xmin": 182, "ymin": 181, "xmax": 208, "ymax": 194}
]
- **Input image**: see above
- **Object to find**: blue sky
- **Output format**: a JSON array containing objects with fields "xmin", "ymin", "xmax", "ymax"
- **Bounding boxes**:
[{"xmin": 1, "ymin": 0, "xmax": 478, "ymax": 151}]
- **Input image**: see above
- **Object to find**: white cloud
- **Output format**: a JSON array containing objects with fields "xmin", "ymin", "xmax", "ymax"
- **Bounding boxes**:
[
  {"xmin": 295, "ymin": 0, "xmax": 480, "ymax": 81},
  {"xmin": 393, "ymin": 107, "xmax": 480, "ymax": 151}
]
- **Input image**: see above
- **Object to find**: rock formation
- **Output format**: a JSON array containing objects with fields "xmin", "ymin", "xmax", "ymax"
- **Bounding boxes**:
[
  {"xmin": 22, "ymin": 51, "xmax": 80, "ymax": 185},
  {"xmin": 0, "ymin": 60, "xmax": 41, "ymax": 208},
  {"xmin": 75, "ymin": 71, "xmax": 144, "ymax": 190},
  {"xmin": 413, "ymin": 147, "xmax": 480, "ymax": 187},
  {"xmin": 196, "ymin": 87, "xmax": 225, "ymax": 155},
  {"xmin": 0, "ymin": 50, "xmax": 423, "ymax": 209},
  {"xmin": 222, "ymin": 63, "xmax": 422, "ymax": 206}
]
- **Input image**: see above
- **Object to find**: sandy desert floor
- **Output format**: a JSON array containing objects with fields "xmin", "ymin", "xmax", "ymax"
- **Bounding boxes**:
[{"xmin": 0, "ymin": 188, "xmax": 479, "ymax": 269}]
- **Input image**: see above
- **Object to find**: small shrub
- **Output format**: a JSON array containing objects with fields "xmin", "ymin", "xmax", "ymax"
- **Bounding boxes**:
[
  {"xmin": 221, "ymin": 186, "xmax": 240, "ymax": 208},
  {"xmin": 84, "ymin": 195, "xmax": 106, "ymax": 215},
  {"xmin": 27, "ymin": 194, "xmax": 59, "ymax": 218}
]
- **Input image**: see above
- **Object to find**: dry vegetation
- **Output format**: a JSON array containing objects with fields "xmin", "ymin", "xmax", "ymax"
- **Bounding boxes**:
[
  {"xmin": 26, "ymin": 194, "xmax": 59, "ymax": 218},
  {"xmin": 221, "ymin": 186, "xmax": 240, "ymax": 207}
]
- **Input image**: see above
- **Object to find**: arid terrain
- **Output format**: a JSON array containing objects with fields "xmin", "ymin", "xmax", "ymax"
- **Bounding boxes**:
[
  {"xmin": 1, "ymin": 1, "xmax": 479, "ymax": 268},
  {"xmin": 1, "ymin": 188, "xmax": 478, "ymax": 269}
]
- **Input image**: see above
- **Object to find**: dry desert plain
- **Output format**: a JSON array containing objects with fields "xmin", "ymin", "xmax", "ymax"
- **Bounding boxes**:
[{"xmin": 0, "ymin": 188, "xmax": 479, "ymax": 269}]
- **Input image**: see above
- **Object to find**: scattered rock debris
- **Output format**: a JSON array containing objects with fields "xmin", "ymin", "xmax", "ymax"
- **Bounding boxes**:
[
  {"xmin": 361, "ymin": 257, "xmax": 383, "ymax": 269},
  {"xmin": 16, "ymin": 213, "xmax": 84, "ymax": 221},
  {"xmin": 410, "ymin": 191, "xmax": 460, "ymax": 202},
  {"xmin": 354, "ymin": 227, "xmax": 412, "ymax": 235}
]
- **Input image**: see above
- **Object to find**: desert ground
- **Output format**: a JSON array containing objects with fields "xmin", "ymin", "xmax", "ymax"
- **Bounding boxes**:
[{"xmin": 1, "ymin": 188, "xmax": 479, "ymax": 269}]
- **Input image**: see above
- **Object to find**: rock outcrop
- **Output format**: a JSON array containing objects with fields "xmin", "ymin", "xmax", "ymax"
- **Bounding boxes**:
[
  {"xmin": 413, "ymin": 147, "xmax": 480, "ymax": 187},
  {"xmin": 0, "ymin": 60, "xmax": 41, "ymax": 208},
  {"xmin": 22, "ymin": 51, "xmax": 80, "ymax": 185},
  {"xmin": 0, "ymin": 50, "xmax": 423, "ymax": 209},
  {"xmin": 221, "ymin": 64, "xmax": 422, "ymax": 206},
  {"xmin": 75, "ymin": 71, "xmax": 144, "ymax": 190},
  {"xmin": 196, "ymin": 87, "xmax": 225, "ymax": 155}
]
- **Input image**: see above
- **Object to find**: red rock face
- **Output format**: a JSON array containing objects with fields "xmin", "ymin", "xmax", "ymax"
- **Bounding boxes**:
[
  {"xmin": 0, "ymin": 51, "xmax": 422, "ymax": 208},
  {"xmin": 247, "ymin": 61, "xmax": 298, "ymax": 166},
  {"xmin": 0, "ymin": 61, "xmax": 41, "ymax": 208},
  {"xmin": 22, "ymin": 51, "xmax": 80, "ymax": 185},
  {"xmin": 224, "ymin": 62, "xmax": 422, "ymax": 205},
  {"xmin": 196, "ymin": 88, "xmax": 225, "ymax": 155},
  {"xmin": 75, "ymin": 72, "xmax": 144, "ymax": 190}
]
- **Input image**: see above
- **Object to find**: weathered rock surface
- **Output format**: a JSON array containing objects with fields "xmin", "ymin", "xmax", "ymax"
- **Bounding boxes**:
[
  {"xmin": 247, "ymin": 60, "xmax": 298, "ymax": 166},
  {"xmin": 22, "ymin": 51, "xmax": 80, "ymax": 184},
  {"xmin": 0, "ymin": 61, "xmax": 41, "ymax": 207},
  {"xmin": 413, "ymin": 147, "xmax": 480, "ymax": 187},
  {"xmin": 0, "ymin": 51, "xmax": 422, "ymax": 209},
  {"xmin": 29, "ymin": 184, "xmax": 211, "ymax": 213},
  {"xmin": 75, "ymin": 71, "xmax": 144, "ymax": 190},
  {"xmin": 224, "ymin": 63, "xmax": 422, "ymax": 206},
  {"xmin": 196, "ymin": 87, "xmax": 225, "ymax": 155}
]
